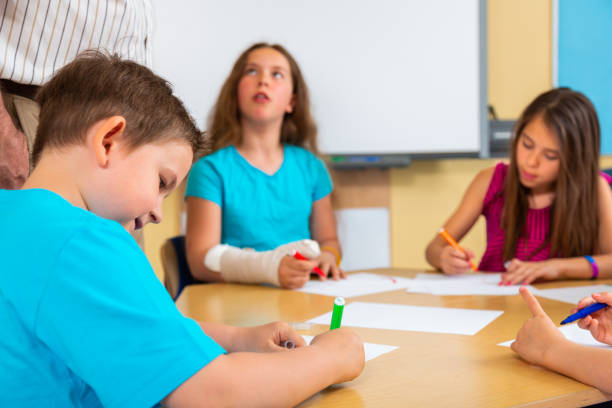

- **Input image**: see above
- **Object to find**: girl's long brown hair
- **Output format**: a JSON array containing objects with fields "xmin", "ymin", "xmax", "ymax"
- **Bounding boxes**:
[
  {"xmin": 502, "ymin": 88, "xmax": 601, "ymax": 261},
  {"xmin": 207, "ymin": 43, "xmax": 319, "ymax": 155}
]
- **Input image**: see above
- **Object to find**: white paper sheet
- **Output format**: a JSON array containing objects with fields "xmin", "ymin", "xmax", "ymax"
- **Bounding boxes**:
[
  {"xmin": 307, "ymin": 301, "xmax": 503, "ymax": 336},
  {"xmin": 532, "ymin": 285, "xmax": 612, "ymax": 305},
  {"xmin": 301, "ymin": 335, "xmax": 398, "ymax": 361},
  {"xmin": 297, "ymin": 272, "xmax": 413, "ymax": 298},
  {"xmin": 498, "ymin": 324, "xmax": 611, "ymax": 349},
  {"xmin": 406, "ymin": 273, "xmax": 535, "ymax": 296}
]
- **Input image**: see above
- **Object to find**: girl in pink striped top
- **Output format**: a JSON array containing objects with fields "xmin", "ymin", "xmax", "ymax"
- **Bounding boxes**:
[{"xmin": 426, "ymin": 88, "xmax": 612, "ymax": 285}]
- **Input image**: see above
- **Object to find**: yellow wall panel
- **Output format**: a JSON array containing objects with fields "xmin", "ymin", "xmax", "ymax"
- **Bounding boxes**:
[{"xmin": 488, "ymin": 0, "xmax": 552, "ymax": 119}]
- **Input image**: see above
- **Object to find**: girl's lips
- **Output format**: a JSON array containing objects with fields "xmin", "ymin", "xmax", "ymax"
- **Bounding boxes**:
[
  {"xmin": 521, "ymin": 170, "xmax": 537, "ymax": 181},
  {"xmin": 253, "ymin": 92, "xmax": 269, "ymax": 102}
]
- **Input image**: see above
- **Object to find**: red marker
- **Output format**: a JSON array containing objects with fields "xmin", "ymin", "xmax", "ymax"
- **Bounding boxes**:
[{"xmin": 293, "ymin": 251, "xmax": 326, "ymax": 278}]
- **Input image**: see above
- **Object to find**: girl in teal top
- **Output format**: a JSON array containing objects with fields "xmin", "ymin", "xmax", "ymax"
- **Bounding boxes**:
[{"xmin": 186, "ymin": 43, "xmax": 344, "ymax": 289}]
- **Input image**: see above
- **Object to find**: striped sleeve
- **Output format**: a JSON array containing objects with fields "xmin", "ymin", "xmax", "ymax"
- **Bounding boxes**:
[{"xmin": 0, "ymin": 0, "xmax": 152, "ymax": 86}]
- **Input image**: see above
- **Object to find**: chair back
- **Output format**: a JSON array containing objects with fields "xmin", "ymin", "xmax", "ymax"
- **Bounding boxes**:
[{"xmin": 161, "ymin": 236, "xmax": 196, "ymax": 301}]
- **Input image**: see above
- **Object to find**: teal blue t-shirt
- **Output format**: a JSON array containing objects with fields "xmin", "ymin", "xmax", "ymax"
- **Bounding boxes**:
[
  {"xmin": 186, "ymin": 144, "xmax": 333, "ymax": 251},
  {"xmin": 0, "ymin": 189, "xmax": 225, "ymax": 408}
]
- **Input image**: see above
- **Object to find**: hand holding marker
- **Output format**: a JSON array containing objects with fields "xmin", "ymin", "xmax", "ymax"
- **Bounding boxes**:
[
  {"xmin": 560, "ymin": 302, "xmax": 608, "ymax": 325},
  {"xmin": 438, "ymin": 228, "xmax": 478, "ymax": 271},
  {"xmin": 293, "ymin": 250, "xmax": 326, "ymax": 278}
]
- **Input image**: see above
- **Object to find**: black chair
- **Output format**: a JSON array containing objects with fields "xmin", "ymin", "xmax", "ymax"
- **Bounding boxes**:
[{"xmin": 161, "ymin": 235, "xmax": 199, "ymax": 301}]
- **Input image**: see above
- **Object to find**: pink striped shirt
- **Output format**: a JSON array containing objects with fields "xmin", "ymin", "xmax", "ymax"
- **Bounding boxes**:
[{"xmin": 478, "ymin": 162, "xmax": 612, "ymax": 272}]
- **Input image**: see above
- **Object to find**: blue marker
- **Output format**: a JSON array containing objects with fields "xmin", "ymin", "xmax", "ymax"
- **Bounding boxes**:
[{"xmin": 560, "ymin": 302, "xmax": 607, "ymax": 325}]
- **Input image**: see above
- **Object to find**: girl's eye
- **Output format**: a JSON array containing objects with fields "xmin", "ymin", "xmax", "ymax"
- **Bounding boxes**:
[
  {"xmin": 545, "ymin": 153, "xmax": 559, "ymax": 161},
  {"xmin": 272, "ymin": 71, "xmax": 283, "ymax": 79},
  {"xmin": 245, "ymin": 68, "xmax": 257, "ymax": 76},
  {"xmin": 521, "ymin": 139, "xmax": 533, "ymax": 149}
]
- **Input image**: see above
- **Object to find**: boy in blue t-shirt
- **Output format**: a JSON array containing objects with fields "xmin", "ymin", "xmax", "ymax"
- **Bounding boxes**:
[{"xmin": 0, "ymin": 52, "xmax": 364, "ymax": 407}]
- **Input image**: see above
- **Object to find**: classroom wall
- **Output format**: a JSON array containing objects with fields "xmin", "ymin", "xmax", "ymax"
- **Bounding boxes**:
[
  {"xmin": 487, "ymin": 0, "xmax": 552, "ymax": 119},
  {"xmin": 143, "ymin": 0, "xmax": 597, "ymax": 280},
  {"xmin": 390, "ymin": 0, "xmax": 553, "ymax": 269}
]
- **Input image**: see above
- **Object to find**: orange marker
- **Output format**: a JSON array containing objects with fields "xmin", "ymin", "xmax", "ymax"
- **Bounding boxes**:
[{"xmin": 438, "ymin": 228, "xmax": 478, "ymax": 271}]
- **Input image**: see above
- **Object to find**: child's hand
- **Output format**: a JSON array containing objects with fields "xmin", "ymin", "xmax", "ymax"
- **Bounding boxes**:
[
  {"xmin": 317, "ymin": 251, "xmax": 346, "ymax": 281},
  {"xmin": 239, "ymin": 322, "xmax": 308, "ymax": 353},
  {"xmin": 501, "ymin": 259, "xmax": 561, "ymax": 285},
  {"xmin": 278, "ymin": 256, "xmax": 317, "ymax": 289},
  {"xmin": 511, "ymin": 287, "xmax": 567, "ymax": 365},
  {"xmin": 439, "ymin": 245, "xmax": 475, "ymax": 275},
  {"xmin": 574, "ymin": 292, "xmax": 612, "ymax": 345},
  {"xmin": 310, "ymin": 328, "xmax": 364, "ymax": 383}
]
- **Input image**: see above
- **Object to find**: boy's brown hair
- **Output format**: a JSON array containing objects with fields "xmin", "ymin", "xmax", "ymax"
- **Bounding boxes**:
[
  {"xmin": 207, "ymin": 42, "xmax": 319, "ymax": 155},
  {"xmin": 32, "ymin": 51, "xmax": 205, "ymax": 165}
]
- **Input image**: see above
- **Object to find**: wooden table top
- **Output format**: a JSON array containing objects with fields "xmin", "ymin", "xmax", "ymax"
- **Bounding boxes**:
[{"xmin": 175, "ymin": 269, "xmax": 612, "ymax": 407}]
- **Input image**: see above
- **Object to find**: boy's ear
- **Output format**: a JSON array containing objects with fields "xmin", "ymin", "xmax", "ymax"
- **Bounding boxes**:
[{"xmin": 92, "ymin": 116, "xmax": 126, "ymax": 167}]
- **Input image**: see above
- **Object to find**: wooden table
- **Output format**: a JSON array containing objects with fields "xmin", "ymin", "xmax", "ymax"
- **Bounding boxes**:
[{"xmin": 176, "ymin": 269, "xmax": 612, "ymax": 407}]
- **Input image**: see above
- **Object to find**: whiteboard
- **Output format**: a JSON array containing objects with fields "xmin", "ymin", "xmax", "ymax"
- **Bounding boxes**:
[{"xmin": 151, "ymin": 0, "xmax": 484, "ymax": 155}]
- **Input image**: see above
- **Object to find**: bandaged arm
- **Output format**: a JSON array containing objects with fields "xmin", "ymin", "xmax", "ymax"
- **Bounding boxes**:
[{"xmin": 204, "ymin": 239, "xmax": 321, "ymax": 286}]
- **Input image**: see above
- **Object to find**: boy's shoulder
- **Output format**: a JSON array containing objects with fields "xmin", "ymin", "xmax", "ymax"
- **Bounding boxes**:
[
  {"xmin": 1, "ymin": 188, "xmax": 119, "ymax": 226},
  {"xmin": 0, "ymin": 189, "xmax": 133, "ymax": 257}
]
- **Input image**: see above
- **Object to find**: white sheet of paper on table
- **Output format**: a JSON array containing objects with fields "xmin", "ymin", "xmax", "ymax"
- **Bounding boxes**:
[
  {"xmin": 300, "ymin": 335, "xmax": 398, "ymax": 361},
  {"xmin": 498, "ymin": 324, "xmax": 611, "ymax": 349},
  {"xmin": 307, "ymin": 301, "xmax": 503, "ymax": 336},
  {"xmin": 531, "ymin": 285, "xmax": 612, "ymax": 305},
  {"xmin": 406, "ymin": 273, "xmax": 535, "ymax": 296},
  {"xmin": 296, "ymin": 272, "xmax": 413, "ymax": 298}
]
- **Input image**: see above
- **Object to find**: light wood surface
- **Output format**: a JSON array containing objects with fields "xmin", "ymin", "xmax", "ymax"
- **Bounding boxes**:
[{"xmin": 175, "ymin": 269, "xmax": 612, "ymax": 407}]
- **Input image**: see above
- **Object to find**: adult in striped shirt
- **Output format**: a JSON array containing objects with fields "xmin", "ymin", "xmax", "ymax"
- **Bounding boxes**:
[
  {"xmin": 0, "ymin": 0, "xmax": 152, "ymax": 190},
  {"xmin": 425, "ymin": 88, "xmax": 612, "ymax": 285}
]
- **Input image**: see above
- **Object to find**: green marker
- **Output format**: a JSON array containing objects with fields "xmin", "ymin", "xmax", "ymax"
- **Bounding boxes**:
[{"xmin": 329, "ymin": 297, "xmax": 345, "ymax": 330}]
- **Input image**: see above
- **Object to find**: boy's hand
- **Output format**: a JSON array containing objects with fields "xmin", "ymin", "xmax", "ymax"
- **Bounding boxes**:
[
  {"xmin": 278, "ymin": 256, "xmax": 317, "ymax": 289},
  {"xmin": 575, "ymin": 292, "xmax": 612, "ymax": 345},
  {"xmin": 237, "ymin": 322, "xmax": 307, "ymax": 353},
  {"xmin": 310, "ymin": 328, "xmax": 364, "ymax": 384},
  {"xmin": 317, "ymin": 250, "xmax": 346, "ymax": 281},
  {"xmin": 501, "ymin": 259, "xmax": 561, "ymax": 285},
  {"xmin": 511, "ymin": 287, "xmax": 567, "ymax": 365},
  {"xmin": 440, "ymin": 245, "xmax": 475, "ymax": 275}
]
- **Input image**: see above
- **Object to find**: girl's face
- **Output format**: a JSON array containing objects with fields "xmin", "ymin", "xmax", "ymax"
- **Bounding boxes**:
[
  {"xmin": 515, "ymin": 114, "xmax": 561, "ymax": 194},
  {"xmin": 237, "ymin": 47, "xmax": 295, "ymax": 125}
]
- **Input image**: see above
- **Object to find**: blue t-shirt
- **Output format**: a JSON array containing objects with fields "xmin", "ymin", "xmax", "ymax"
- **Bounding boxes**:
[
  {"xmin": 0, "ymin": 189, "xmax": 225, "ymax": 408},
  {"xmin": 186, "ymin": 144, "xmax": 332, "ymax": 251}
]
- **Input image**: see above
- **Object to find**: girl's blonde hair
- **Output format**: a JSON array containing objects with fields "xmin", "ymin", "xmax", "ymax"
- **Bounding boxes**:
[
  {"xmin": 502, "ymin": 88, "xmax": 601, "ymax": 260},
  {"xmin": 207, "ymin": 43, "xmax": 319, "ymax": 155}
]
